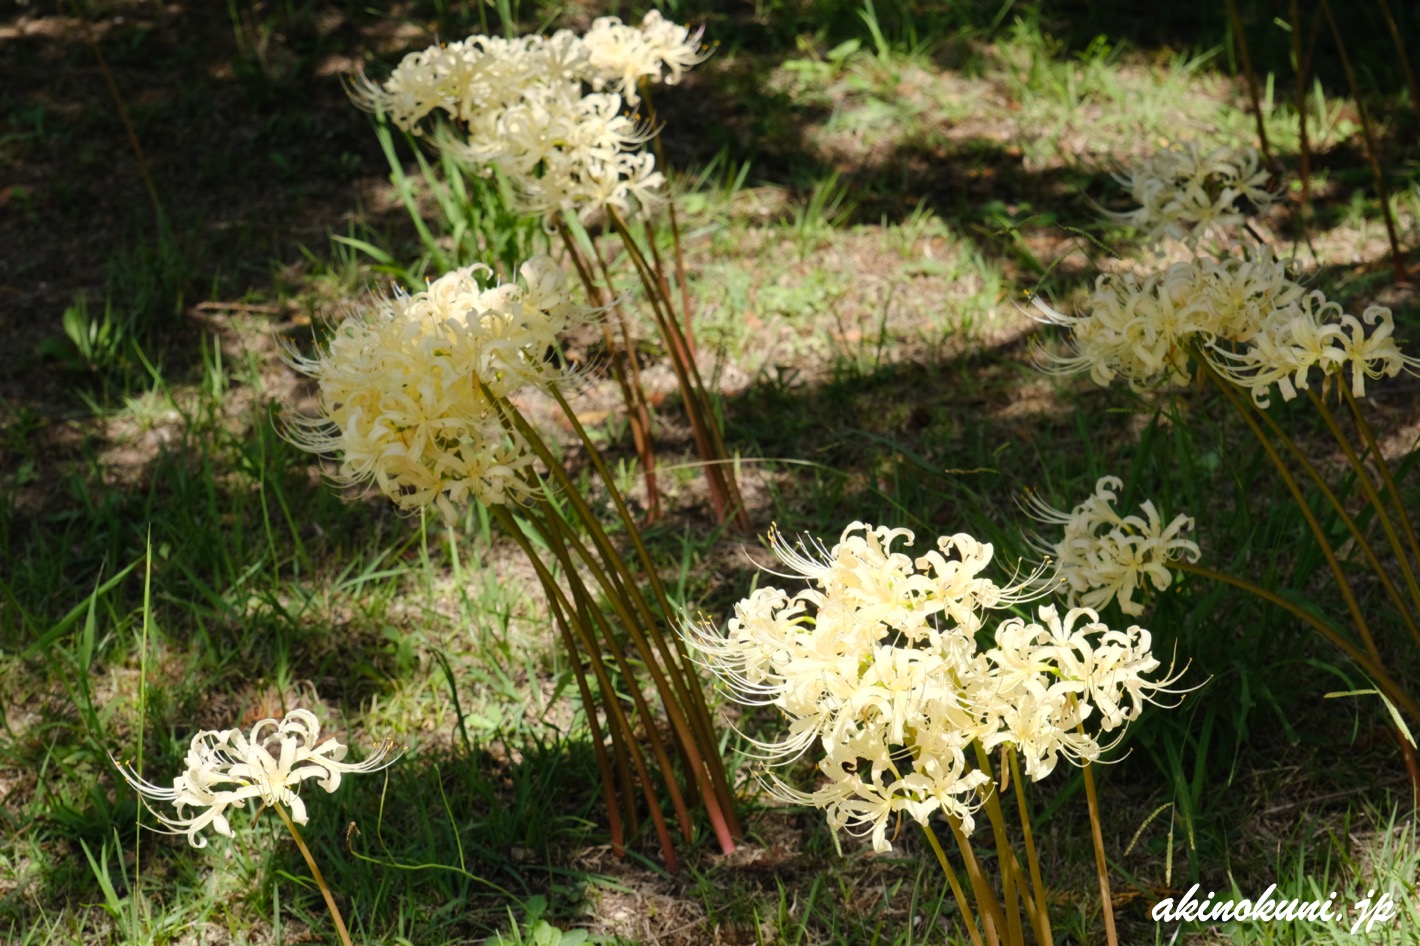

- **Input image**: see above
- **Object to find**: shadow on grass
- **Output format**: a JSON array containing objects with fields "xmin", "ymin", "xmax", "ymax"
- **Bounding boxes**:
[{"xmin": 5, "ymin": 0, "xmax": 1416, "ymax": 417}]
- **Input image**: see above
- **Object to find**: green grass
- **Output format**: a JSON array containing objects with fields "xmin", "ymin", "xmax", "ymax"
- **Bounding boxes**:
[{"xmin": 3, "ymin": 0, "xmax": 1419, "ymax": 944}]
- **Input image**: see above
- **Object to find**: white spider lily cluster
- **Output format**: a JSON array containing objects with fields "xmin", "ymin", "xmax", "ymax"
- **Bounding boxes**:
[
  {"xmin": 583, "ymin": 11, "xmax": 708, "ymax": 106},
  {"xmin": 115, "ymin": 709, "xmax": 397, "ymax": 848},
  {"xmin": 1205, "ymin": 297, "xmax": 1419, "ymax": 407},
  {"xmin": 353, "ymin": 13, "xmax": 707, "ymax": 222},
  {"xmin": 1025, "ymin": 476, "xmax": 1200, "ymax": 616},
  {"xmin": 1112, "ymin": 142, "xmax": 1276, "ymax": 247},
  {"xmin": 285, "ymin": 257, "xmax": 586, "ymax": 522},
  {"xmin": 686, "ymin": 523, "xmax": 1181, "ymax": 852},
  {"xmin": 1032, "ymin": 245, "xmax": 1303, "ymax": 390},
  {"xmin": 1033, "ymin": 244, "xmax": 1418, "ymax": 402}
]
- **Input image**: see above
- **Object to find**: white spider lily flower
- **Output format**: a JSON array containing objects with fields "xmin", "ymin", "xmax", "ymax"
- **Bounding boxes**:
[
  {"xmin": 1206, "ymin": 299, "xmax": 1420, "ymax": 407},
  {"xmin": 1036, "ymin": 244, "xmax": 1417, "ymax": 405},
  {"xmin": 978, "ymin": 675, "xmax": 1096, "ymax": 782},
  {"xmin": 1032, "ymin": 246, "xmax": 1301, "ymax": 392},
  {"xmin": 350, "ymin": 32, "xmax": 593, "ymax": 132},
  {"xmin": 1111, "ymin": 142, "xmax": 1277, "ymax": 248},
  {"xmin": 115, "ymin": 709, "xmax": 399, "ymax": 848},
  {"xmin": 1041, "ymin": 611, "xmax": 1168, "ymax": 731},
  {"xmin": 982, "ymin": 605, "xmax": 1188, "ymax": 779},
  {"xmin": 584, "ymin": 10, "xmax": 709, "ymax": 105},
  {"xmin": 352, "ymin": 22, "xmax": 682, "ymax": 223},
  {"xmin": 284, "ymin": 258, "xmax": 588, "ymax": 522},
  {"xmin": 687, "ymin": 522, "xmax": 1182, "ymax": 853},
  {"xmin": 1025, "ymin": 476, "xmax": 1199, "ymax": 616}
]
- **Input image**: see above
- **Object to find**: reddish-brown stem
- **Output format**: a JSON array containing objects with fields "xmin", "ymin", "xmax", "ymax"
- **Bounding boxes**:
[
  {"xmin": 1291, "ymin": 0, "xmax": 1311, "ymax": 222},
  {"xmin": 1374, "ymin": 0, "xmax": 1420, "ymax": 119},
  {"xmin": 1226, "ymin": 0, "xmax": 1276, "ymax": 171},
  {"xmin": 68, "ymin": 1, "xmax": 164, "ymax": 232},
  {"xmin": 607, "ymin": 209, "xmax": 745, "ymax": 529},
  {"xmin": 1081, "ymin": 761, "xmax": 1119, "ymax": 946},
  {"xmin": 640, "ymin": 83, "xmax": 696, "ymax": 355},
  {"xmin": 1321, "ymin": 0, "xmax": 1407, "ymax": 281},
  {"xmin": 557, "ymin": 222, "xmax": 662, "ymax": 520}
]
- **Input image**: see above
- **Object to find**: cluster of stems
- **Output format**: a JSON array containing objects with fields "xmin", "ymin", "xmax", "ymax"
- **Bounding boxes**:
[
  {"xmin": 1230, "ymin": 0, "xmax": 1412, "ymax": 278},
  {"xmin": 558, "ymin": 83, "xmax": 748, "ymax": 531},
  {"xmin": 923, "ymin": 733, "xmax": 1126, "ymax": 946},
  {"xmin": 1186, "ymin": 350, "xmax": 1420, "ymax": 771},
  {"xmin": 480, "ymin": 377, "xmax": 741, "ymax": 866}
]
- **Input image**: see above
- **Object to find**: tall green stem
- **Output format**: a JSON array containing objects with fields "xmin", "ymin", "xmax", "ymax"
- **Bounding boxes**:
[
  {"xmin": 499, "ymin": 388, "xmax": 740, "ymax": 847},
  {"xmin": 1225, "ymin": 0, "xmax": 1275, "ymax": 170},
  {"xmin": 1173, "ymin": 560, "xmax": 1420, "ymax": 723},
  {"xmin": 491, "ymin": 505, "xmax": 631, "ymax": 849},
  {"xmin": 273, "ymin": 804, "xmax": 354, "ymax": 946},
  {"xmin": 1320, "ymin": 0, "xmax": 1407, "ymax": 281},
  {"xmin": 971, "ymin": 745, "xmax": 1029, "ymax": 945},
  {"xmin": 1234, "ymin": 382, "xmax": 1420, "ymax": 649},
  {"xmin": 1306, "ymin": 389, "xmax": 1420, "ymax": 642},
  {"xmin": 921, "ymin": 822, "xmax": 986, "ymax": 946},
  {"xmin": 1344, "ymin": 387, "xmax": 1420, "ymax": 575},
  {"xmin": 1080, "ymin": 761, "xmax": 1118, "ymax": 946},
  {"xmin": 946, "ymin": 817, "xmax": 1004, "ymax": 946},
  {"xmin": 1290, "ymin": 0, "xmax": 1311, "ymax": 220},
  {"xmin": 492, "ymin": 504, "xmax": 681, "ymax": 868},
  {"xmin": 1203, "ymin": 363, "xmax": 1381, "ymax": 664},
  {"xmin": 639, "ymin": 83, "xmax": 696, "ymax": 355},
  {"xmin": 1374, "ymin": 0, "xmax": 1420, "ymax": 118},
  {"xmin": 1008, "ymin": 751, "xmax": 1053, "ymax": 946},
  {"xmin": 531, "ymin": 503, "xmax": 696, "ymax": 841},
  {"xmin": 545, "ymin": 385, "xmax": 742, "ymax": 842}
]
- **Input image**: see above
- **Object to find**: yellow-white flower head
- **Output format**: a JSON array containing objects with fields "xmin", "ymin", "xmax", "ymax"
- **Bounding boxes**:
[
  {"xmin": 1032, "ymin": 245, "xmax": 1302, "ymax": 391},
  {"xmin": 584, "ymin": 10, "xmax": 709, "ymax": 106},
  {"xmin": 981, "ymin": 605, "xmax": 1182, "ymax": 780},
  {"xmin": 687, "ymin": 521, "xmax": 1180, "ymax": 852},
  {"xmin": 1034, "ymin": 245, "xmax": 1417, "ymax": 403},
  {"xmin": 1025, "ymin": 476, "xmax": 1200, "ymax": 616},
  {"xmin": 1112, "ymin": 142, "xmax": 1277, "ymax": 248},
  {"xmin": 285, "ymin": 257, "xmax": 584, "ymax": 522},
  {"xmin": 352, "ymin": 25, "xmax": 679, "ymax": 222},
  {"xmin": 350, "ymin": 31, "xmax": 592, "ymax": 132},
  {"xmin": 1205, "ymin": 298, "xmax": 1420, "ymax": 407},
  {"xmin": 114, "ymin": 709, "xmax": 398, "ymax": 848},
  {"xmin": 438, "ymin": 83, "xmax": 664, "ymax": 222}
]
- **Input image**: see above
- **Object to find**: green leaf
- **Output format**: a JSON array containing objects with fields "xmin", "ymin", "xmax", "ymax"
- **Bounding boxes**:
[
  {"xmin": 1325, "ymin": 687, "xmax": 1416, "ymax": 747},
  {"xmin": 23, "ymin": 561, "xmax": 139, "ymax": 659},
  {"xmin": 330, "ymin": 234, "xmax": 395, "ymax": 266}
]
